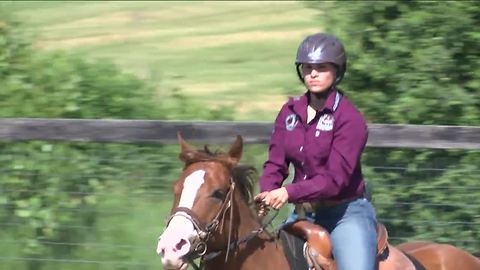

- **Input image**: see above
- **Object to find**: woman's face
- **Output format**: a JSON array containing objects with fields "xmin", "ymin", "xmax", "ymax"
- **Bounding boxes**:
[{"xmin": 302, "ymin": 63, "xmax": 337, "ymax": 93}]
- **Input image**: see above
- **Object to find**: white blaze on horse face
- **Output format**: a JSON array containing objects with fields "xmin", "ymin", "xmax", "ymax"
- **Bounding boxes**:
[
  {"xmin": 157, "ymin": 170, "xmax": 206, "ymax": 269},
  {"xmin": 179, "ymin": 169, "xmax": 205, "ymax": 208}
]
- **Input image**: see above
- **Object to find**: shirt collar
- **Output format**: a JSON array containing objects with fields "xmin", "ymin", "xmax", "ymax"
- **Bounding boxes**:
[
  {"xmin": 288, "ymin": 89, "xmax": 339, "ymax": 122},
  {"xmin": 320, "ymin": 88, "xmax": 339, "ymax": 112}
]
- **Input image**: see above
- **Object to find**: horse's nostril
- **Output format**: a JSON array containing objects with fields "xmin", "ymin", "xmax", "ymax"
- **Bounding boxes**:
[{"xmin": 175, "ymin": 239, "xmax": 188, "ymax": 251}]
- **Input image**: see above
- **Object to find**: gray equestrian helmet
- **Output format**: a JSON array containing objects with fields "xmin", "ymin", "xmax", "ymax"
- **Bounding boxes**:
[{"xmin": 295, "ymin": 33, "xmax": 347, "ymax": 83}]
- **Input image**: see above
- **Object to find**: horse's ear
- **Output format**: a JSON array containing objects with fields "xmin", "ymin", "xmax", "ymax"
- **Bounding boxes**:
[
  {"xmin": 177, "ymin": 132, "xmax": 192, "ymax": 156},
  {"xmin": 227, "ymin": 135, "xmax": 243, "ymax": 165}
]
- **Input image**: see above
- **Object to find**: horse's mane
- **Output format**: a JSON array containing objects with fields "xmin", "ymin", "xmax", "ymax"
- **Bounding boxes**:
[{"xmin": 179, "ymin": 145, "xmax": 257, "ymax": 204}]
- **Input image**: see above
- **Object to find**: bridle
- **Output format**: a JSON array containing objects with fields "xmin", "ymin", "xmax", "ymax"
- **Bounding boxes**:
[{"xmin": 165, "ymin": 173, "xmax": 277, "ymax": 270}]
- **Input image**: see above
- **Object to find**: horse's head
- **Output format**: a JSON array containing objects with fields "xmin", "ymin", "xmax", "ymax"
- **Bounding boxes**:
[{"xmin": 157, "ymin": 133, "xmax": 252, "ymax": 270}]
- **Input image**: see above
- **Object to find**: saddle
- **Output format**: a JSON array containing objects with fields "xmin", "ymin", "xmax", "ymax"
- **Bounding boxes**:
[{"xmin": 281, "ymin": 220, "xmax": 389, "ymax": 270}]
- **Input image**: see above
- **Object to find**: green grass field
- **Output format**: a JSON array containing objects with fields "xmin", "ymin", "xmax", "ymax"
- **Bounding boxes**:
[{"xmin": 4, "ymin": 1, "xmax": 322, "ymax": 121}]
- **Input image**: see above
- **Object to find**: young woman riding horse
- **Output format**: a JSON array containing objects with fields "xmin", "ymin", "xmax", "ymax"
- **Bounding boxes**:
[{"xmin": 255, "ymin": 32, "xmax": 377, "ymax": 270}]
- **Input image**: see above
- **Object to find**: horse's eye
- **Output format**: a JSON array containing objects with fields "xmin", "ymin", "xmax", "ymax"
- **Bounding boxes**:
[{"xmin": 211, "ymin": 189, "xmax": 225, "ymax": 200}]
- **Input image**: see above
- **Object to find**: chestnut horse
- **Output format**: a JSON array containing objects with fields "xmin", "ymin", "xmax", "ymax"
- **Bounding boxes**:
[{"xmin": 156, "ymin": 135, "xmax": 480, "ymax": 270}]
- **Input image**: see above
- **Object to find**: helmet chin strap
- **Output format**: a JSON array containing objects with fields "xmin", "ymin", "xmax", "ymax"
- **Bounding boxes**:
[{"xmin": 296, "ymin": 64, "xmax": 304, "ymax": 84}]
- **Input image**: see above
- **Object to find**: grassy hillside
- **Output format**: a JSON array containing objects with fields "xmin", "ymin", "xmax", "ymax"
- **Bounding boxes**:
[{"xmin": 3, "ymin": 1, "xmax": 322, "ymax": 120}]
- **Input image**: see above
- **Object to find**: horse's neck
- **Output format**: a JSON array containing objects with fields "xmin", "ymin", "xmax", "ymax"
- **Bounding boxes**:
[
  {"xmin": 235, "ymin": 197, "xmax": 263, "ymax": 238},
  {"xmin": 206, "ymin": 234, "xmax": 290, "ymax": 270},
  {"xmin": 205, "ymin": 197, "xmax": 290, "ymax": 270}
]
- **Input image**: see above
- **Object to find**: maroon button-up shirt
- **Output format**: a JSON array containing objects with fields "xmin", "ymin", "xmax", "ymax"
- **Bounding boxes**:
[{"xmin": 259, "ymin": 89, "xmax": 368, "ymax": 203}]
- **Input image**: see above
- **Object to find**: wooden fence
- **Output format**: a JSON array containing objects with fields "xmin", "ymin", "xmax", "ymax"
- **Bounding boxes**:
[
  {"xmin": 0, "ymin": 118, "xmax": 479, "ymax": 149},
  {"xmin": 0, "ymin": 118, "xmax": 479, "ymax": 265}
]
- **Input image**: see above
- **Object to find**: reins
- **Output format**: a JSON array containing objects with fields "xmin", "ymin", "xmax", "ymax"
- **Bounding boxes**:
[{"xmin": 201, "ymin": 202, "xmax": 279, "ymax": 262}]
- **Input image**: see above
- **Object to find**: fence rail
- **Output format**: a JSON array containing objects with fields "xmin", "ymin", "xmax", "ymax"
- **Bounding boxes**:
[{"xmin": 1, "ymin": 118, "xmax": 480, "ymax": 149}]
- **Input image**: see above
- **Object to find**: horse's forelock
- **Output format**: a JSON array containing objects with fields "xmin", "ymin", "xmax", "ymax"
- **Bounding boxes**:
[
  {"xmin": 179, "ymin": 145, "xmax": 226, "ymax": 165},
  {"xmin": 179, "ymin": 145, "xmax": 257, "ymax": 204}
]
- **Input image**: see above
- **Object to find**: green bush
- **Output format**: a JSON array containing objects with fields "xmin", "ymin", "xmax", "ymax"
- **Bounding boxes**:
[
  {"xmin": 308, "ymin": 1, "xmax": 480, "ymax": 252},
  {"xmin": 309, "ymin": 1, "xmax": 480, "ymax": 125}
]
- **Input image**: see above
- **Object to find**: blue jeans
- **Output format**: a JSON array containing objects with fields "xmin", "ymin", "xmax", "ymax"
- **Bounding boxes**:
[{"xmin": 283, "ymin": 198, "xmax": 377, "ymax": 270}]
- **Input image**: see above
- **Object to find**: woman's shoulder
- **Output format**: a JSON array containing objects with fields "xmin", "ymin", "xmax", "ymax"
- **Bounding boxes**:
[
  {"xmin": 337, "ymin": 94, "xmax": 367, "ymax": 126},
  {"xmin": 271, "ymin": 95, "xmax": 304, "ymax": 124},
  {"xmin": 277, "ymin": 94, "xmax": 303, "ymax": 112}
]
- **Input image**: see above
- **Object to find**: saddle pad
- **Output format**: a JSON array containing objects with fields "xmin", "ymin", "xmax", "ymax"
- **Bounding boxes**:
[{"xmin": 279, "ymin": 229, "xmax": 310, "ymax": 270}]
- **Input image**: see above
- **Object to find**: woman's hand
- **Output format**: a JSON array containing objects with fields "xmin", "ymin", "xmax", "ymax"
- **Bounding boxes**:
[
  {"xmin": 254, "ymin": 191, "xmax": 269, "ymax": 203},
  {"xmin": 260, "ymin": 187, "xmax": 289, "ymax": 210}
]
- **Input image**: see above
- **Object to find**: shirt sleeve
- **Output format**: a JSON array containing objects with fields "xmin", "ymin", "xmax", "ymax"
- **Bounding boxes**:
[
  {"xmin": 259, "ymin": 105, "xmax": 290, "ymax": 192},
  {"xmin": 285, "ymin": 112, "xmax": 368, "ymax": 202}
]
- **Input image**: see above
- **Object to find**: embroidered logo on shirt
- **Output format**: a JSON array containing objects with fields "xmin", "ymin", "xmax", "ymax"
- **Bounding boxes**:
[
  {"xmin": 285, "ymin": 114, "xmax": 298, "ymax": 131},
  {"xmin": 316, "ymin": 114, "xmax": 334, "ymax": 135}
]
